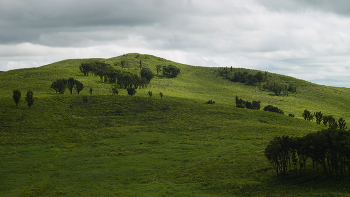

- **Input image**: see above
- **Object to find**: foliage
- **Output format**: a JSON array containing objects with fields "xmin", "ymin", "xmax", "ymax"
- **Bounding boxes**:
[
  {"xmin": 206, "ymin": 100, "xmax": 215, "ymax": 104},
  {"xmin": 140, "ymin": 67, "xmax": 154, "ymax": 83},
  {"xmin": 265, "ymin": 129, "xmax": 350, "ymax": 180},
  {"xmin": 263, "ymin": 105, "xmax": 284, "ymax": 114},
  {"xmin": 127, "ymin": 87, "xmax": 136, "ymax": 96},
  {"xmin": 159, "ymin": 92, "xmax": 163, "ymax": 99},
  {"xmin": 219, "ymin": 70, "xmax": 265, "ymax": 85},
  {"xmin": 148, "ymin": 91, "xmax": 152, "ymax": 98},
  {"xmin": 162, "ymin": 65, "xmax": 180, "ymax": 78},
  {"xmin": 50, "ymin": 79, "xmax": 67, "ymax": 94},
  {"xmin": 12, "ymin": 90, "xmax": 21, "ymax": 108},
  {"xmin": 235, "ymin": 96, "xmax": 260, "ymax": 110},
  {"xmin": 302, "ymin": 109, "xmax": 314, "ymax": 121},
  {"xmin": 314, "ymin": 111, "xmax": 323, "ymax": 124},
  {"xmin": 25, "ymin": 91, "xmax": 34, "ymax": 108}
]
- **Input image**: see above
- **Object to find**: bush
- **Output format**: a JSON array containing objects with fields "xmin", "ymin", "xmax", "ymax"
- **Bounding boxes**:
[
  {"xmin": 206, "ymin": 100, "xmax": 215, "ymax": 104},
  {"xmin": 263, "ymin": 105, "xmax": 284, "ymax": 114}
]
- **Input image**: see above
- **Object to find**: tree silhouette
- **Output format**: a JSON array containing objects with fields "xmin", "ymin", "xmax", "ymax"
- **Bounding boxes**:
[
  {"xmin": 25, "ymin": 91, "xmax": 34, "ymax": 108},
  {"xmin": 13, "ymin": 90, "xmax": 21, "ymax": 108}
]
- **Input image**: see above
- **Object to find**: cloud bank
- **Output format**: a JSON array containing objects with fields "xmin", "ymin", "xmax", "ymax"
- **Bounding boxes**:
[{"xmin": 1, "ymin": 0, "xmax": 350, "ymax": 87}]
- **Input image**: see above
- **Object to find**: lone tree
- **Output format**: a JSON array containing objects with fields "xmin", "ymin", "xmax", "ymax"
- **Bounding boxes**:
[
  {"xmin": 13, "ymin": 90, "xmax": 21, "ymax": 108},
  {"xmin": 127, "ymin": 87, "xmax": 136, "ymax": 96},
  {"xmin": 148, "ymin": 91, "xmax": 153, "ymax": 98},
  {"xmin": 25, "ymin": 91, "xmax": 34, "ymax": 108},
  {"xmin": 159, "ymin": 92, "xmax": 163, "ymax": 99}
]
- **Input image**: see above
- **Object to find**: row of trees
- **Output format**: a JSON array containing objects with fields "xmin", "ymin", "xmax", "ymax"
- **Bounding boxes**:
[
  {"xmin": 79, "ymin": 61, "xmax": 153, "ymax": 88},
  {"xmin": 219, "ymin": 70, "xmax": 266, "ymax": 86},
  {"xmin": 12, "ymin": 90, "xmax": 34, "ymax": 108},
  {"xmin": 50, "ymin": 78, "xmax": 84, "ymax": 94},
  {"xmin": 260, "ymin": 82, "xmax": 297, "ymax": 96},
  {"xmin": 235, "ymin": 96, "xmax": 285, "ymax": 115},
  {"xmin": 235, "ymin": 96, "xmax": 261, "ymax": 109},
  {"xmin": 302, "ymin": 109, "xmax": 347, "ymax": 130},
  {"xmin": 265, "ymin": 129, "xmax": 350, "ymax": 180}
]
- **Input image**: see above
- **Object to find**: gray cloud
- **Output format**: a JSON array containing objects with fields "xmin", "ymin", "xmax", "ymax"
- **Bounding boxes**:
[{"xmin": 1, "ymin": 0, "xmax": 350, "ymax": 87}]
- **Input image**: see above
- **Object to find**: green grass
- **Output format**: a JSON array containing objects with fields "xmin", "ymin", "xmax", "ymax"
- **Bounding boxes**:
[{"xmin": 1, "ymin": 53, "xmax": 350, "ymax": 196}]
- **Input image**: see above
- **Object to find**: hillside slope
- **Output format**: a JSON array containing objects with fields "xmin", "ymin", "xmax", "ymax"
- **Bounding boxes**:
[{"xmin": 1, "ymin": 53, "xmax": 350, "ymax": 196}]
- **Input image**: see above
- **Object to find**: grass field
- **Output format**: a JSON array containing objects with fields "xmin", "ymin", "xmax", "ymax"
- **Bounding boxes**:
[{"xmin": 1, "ymin": 53, "xmax": 350, "ymax": 196}]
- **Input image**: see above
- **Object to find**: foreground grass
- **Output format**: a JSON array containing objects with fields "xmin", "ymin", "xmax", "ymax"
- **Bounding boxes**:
[
  {"xmin": 2, "ymin": 95, "xmax": 350, "ymax": 196},
  {"xmin": 2, "ymin": 53, "xmax": 350, "ymax": 196}
]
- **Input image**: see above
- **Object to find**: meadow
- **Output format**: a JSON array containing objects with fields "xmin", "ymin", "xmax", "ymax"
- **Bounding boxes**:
[{"xmin": 1, "ymin": 53, "xmax": 350, "ymax": 196}]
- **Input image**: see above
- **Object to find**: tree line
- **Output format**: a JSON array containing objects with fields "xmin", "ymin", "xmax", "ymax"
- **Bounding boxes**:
[
  {"xmin": 50, "ymin": 78, "xmax": 84, "ymax": 94},
  {"xmin": 218, "ymin": 69, "xmax": 297, "ymax": 96},
  {"xmin": 235, "ymin": 96, "xmax": 284, "ymax": 114},
  {"xmin": 265, "ymin": 128, "xmax": 350, "ymax": 181},
  {"xmin": 302, "ymin": 109, "xmax": 347, "ymax": 130}
]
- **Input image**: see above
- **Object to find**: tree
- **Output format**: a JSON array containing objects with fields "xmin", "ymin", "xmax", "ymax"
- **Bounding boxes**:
[
  {"xmin": 156, "ymin": 65, "xmax": 162, "ymax": 75},
  {"xmin": 162, "ymin": 65, "xmax": 180, "ymax": 78},
  {"xmin": 51, "ymin": 79, "xmax": 67, "ymax": 94},
  {"xmin": 314, "ymin": 111, "xmax": 323, "ymax": 124},
  {"xmin": 75, "ymin": 80, "xmax": 84, "ymax": 94},
  {"xmin": 140, "ymin": 68, "xmax": 154, "ymax": 83},
  {"xmin": 159, "ymin": 92, "xmax": 163, "ymax": 99},
  {"xmin": 338, "ymin": 118, "xmax": 347, "ymax": 130},
  {"xmin": 148, "ymin": 91, "xmax": 153, "ymax": 98},
  {"xmin": 302, "ymin": 109, "xmax": 314, "ymax": 121},
  {"xmin": 25, "ymin": 91, "xmax": 34, "ymax": 108},
  {"xmin": 67, "ymin": 78, "xmax": 76, "ymax": 94},
  {"xmin": 252, "ymin": 101, "xmax": 261, "ymax": 110},
  {"xmin": 13, "ymin": 90, "xmax": 21, "ymax": 108},
  {"xmin": 127, "ymin": 87, "xmax": 136, "ymax": 96}
]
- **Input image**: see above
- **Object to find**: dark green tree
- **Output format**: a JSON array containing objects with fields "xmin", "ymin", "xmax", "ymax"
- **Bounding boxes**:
[
  {"xmin": 302, "ymin": 109, "xmax": 314, "ymax": 121},
  {"xmin": 338, "ymin": 118, "xmax": 347, "ymax": 130},
  {"xmin": 252, "ymin": 101, "xmax": 261, "ymax": 110},
  {"xmin": 67, "ymin": 78, "xmax": 76, "ymax": 94},
  {"xmin": 127, "ymin": 87, "xmax": 136, "ymax": 96},
  {"xmin": 51, "ymin": 79, "xmax": 67, "ymax": 94},
  {"xmin": 162, "ymin": 65, "xmax": 180, "ymax": 78},
  {"xmin": 148, "ymin": 91, "xmax": 152, "ymax": 98},
  {"xmin": 13, "ymin": 90, "xmax": 21, "ymax": 108},
  {"xmin": 314, "ymin": 111, "xmax": 323, "ymax": 124},
  {"xmin": 159, "ymin": 92, "xmax": 163, "ymax": 99},
  {"xmin": 263, "ymin": 105, "xmax": 284, "ymax": 114},
  {"xmin": 75, "ymin": 80, "xmax": 84, "ymax": 94},
  {"xmin": 89, "ymin": 87, "xmax": 93, "ymax": 95},
  {"xmin": 25, "ymin": 91, "xmax": 34, "ymax": 108},
  {"xmin": 140, "ymin": 68, "xmax": 154, "ymax": 83}
]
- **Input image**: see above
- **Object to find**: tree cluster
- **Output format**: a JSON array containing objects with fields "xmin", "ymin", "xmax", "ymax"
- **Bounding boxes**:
[
  {"xmin": 50, "ymin": 78, "xmax": 84, "ymax": 94},
  {"xmin": 79, "ymin": 61, "xmax": 153, "ymax": 89},
  {"xmin": 219, "ymin": 70, "xmax": 265, "ymax": 86},
  {"xmin": 261, "ymin": 82, "xmax": 297, "ymax": 96},
  {"xmin": 265, "ymin": 129, "xmax": 350, "ymax": 180},
  {"xmin": 263, "ymin": 105, "xmax": 284, "ymax": 115},
  {"xmin": 302, "ymin": 110, "xmax": 347, "ymax": 130},
  {"xmin": 162, "ymin": 65, "xmax": 180, "ymax": 78},
  {"xmin": 235, "ymin": 96, "xmax": 261, "ymax": 110}
]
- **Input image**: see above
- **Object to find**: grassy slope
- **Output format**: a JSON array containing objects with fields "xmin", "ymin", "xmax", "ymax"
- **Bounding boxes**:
[{"xmin": 1, "ymin": 53, "xmax": 350, "ymax": 196}]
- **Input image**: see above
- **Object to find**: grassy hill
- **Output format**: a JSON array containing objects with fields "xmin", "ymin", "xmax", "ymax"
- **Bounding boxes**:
[{"xmin": 1, "ymin": 53, "xmax": 350, "ymax": 196}]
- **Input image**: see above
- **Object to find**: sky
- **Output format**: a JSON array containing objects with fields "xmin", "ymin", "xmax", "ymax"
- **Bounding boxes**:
[{"xmin": 1, "ymin": 0, "xmax": 350, "ymax": 87}]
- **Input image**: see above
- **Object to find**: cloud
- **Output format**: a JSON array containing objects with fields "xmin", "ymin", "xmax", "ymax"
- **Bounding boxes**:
[{"xmin": 1, "ymin": 0, "xmax": 350, "ymax": 87}]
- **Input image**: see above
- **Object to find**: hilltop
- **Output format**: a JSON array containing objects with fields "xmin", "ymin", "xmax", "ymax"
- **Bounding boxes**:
[{"xmin": 1, "ymin": 53, "xmax": 350, "ymax": 196}]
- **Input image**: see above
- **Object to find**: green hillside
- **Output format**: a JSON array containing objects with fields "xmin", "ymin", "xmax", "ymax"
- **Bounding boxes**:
[{"xmin": 1, "ymin": 53, "xmax": 350, "ymax": 196}]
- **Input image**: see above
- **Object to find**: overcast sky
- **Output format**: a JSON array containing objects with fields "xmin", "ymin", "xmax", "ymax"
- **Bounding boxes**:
[{"xmin": 1, "ymin": 0, "xmax": 350, "ymax": 87}]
